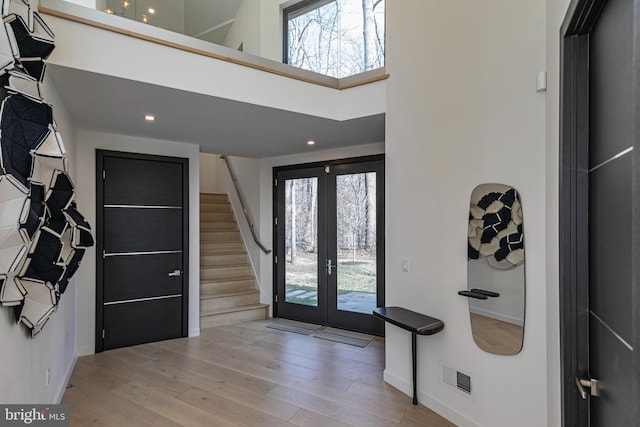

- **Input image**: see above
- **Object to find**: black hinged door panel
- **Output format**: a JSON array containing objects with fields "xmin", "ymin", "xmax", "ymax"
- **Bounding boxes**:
[{"xmin": 96, "ymin": 151, "xmax": 189, "ymax": 352}]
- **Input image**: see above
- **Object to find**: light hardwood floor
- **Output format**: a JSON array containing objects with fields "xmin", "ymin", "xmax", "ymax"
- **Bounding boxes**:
[{"xmin": 62, "ymin": 319, "xmax": 456, "ymax": 426}]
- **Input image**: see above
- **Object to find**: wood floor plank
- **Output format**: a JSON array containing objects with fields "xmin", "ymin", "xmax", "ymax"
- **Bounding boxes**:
[
  {"xmin": 75, "ymin": 353, "xmax": 191, "ymax": 396},
  {"xmin": 288, "ymin": 409, "xmax": 354, "ymax": 427},
  {"xmin": 62, "ymin": 319, "xmax": 455, "ymax": 427},
  {"xmin": 143, "ymin": 347, "xmax": 277, "ymax": 395},
  {"xmin": 96, "ymin": 352, "xmax": 194, "ymax": 395},
  {"xmin": 112, "ymin": 382, "xmax": 241, "ymax": 427},
  {"xmin": 62, "ymin": 389, "xmax": 121, "ymax": 427},
  {"xmin": 401, "ymin": 404, "xmax": 457, "ymax": 427},
  {"xmin": 176, "ymin": 387, "xmax": 296, "ymax": 426},
  {"xmin": 144, "ymin": 358, "xmax": 301, "ymax": 421},
  {"xmin": 275, "ymin": 351, "xmax": 384, "ymax": 387},
  {"xmin": 63, "ymin": 376, "xmax": 181, "ymax": 427},
  {"xmin": 267, "ymin": 385, "xmax": 400, "ymax": 427},
  {"xmin": 157, "ymin": 337, "xmax": 356, "ymax": 392}
]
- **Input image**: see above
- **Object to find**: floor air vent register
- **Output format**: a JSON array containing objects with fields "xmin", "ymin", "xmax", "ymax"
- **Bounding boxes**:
[
  {"xmin": 0, "ymin": 0, "xmax": 93, "ymax": 335},
  {"xmin": 442, "ymin": 362, "xmax": 473, "ymax": 396}
]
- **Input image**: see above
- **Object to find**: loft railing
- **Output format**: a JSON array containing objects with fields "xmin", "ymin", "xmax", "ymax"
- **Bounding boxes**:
[
  {"xmin": 38, "ymin": 0, "xmax": 388, "ymax": 90},
  {"xmin": 220, "ymin": 155, "xmax": 271, "ymax": 255}
]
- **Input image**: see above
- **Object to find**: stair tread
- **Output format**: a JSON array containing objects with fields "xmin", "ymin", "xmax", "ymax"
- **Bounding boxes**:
[
  {"xmin": 200, "ymin": 221, "xmax": 237, "ymax": 224},
  {"xmin": 200, "ymin": 251, "xmax": 247, "ymax": 256},
  {"xmin": 200, "ymin": 276, "xmax": 255, "ymax": 284},
  {"xmin": 200, "ymin": 252, "xmax": 247, "ymax": 257},
  {"xmin": 200, "ymin": 263, "xmax": 251, "ymax": 269},
  {"xmin": 200, "ymin": 289, "xmax": 260, "ymax": 300},
  {"xmin": 200, "ymin": 303, "xmax": 269, "ymax": 316}
]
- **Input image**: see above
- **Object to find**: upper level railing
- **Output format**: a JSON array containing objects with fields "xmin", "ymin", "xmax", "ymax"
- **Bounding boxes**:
[{"xmin": 39, "ymin": 0, "xmax": 388, "ymax": 90}]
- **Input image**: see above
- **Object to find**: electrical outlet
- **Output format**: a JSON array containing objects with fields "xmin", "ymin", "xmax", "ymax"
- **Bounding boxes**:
[
  {"xmin": 45, "ymin": 368, "xmax": 50, "ymax": 386},
  {"xmin": 402, "ymin": 259, "xmax": 410, "ymax": 272}
]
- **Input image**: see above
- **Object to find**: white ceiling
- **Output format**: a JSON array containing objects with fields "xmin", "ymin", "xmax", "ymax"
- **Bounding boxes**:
[{"xmin": 46, "ymin": 65, "xmax": 385, "ymax": 158}]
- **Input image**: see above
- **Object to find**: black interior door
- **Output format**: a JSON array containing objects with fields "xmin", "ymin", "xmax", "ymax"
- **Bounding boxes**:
[
  {"xmin": 96, "ymin": 151, "xmax": 189, "ymax": 352},
  {"xmin": 274, "ymin": 156, "xmax": 384, "ymax": 335},
  {"xmin": 587, "ymin": 1, "xmax": 637, "ymax": 424}
]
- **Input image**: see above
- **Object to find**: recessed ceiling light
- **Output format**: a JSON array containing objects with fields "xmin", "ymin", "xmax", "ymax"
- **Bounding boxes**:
[
  {"xmin": 307, "ymin": 140, "xmax": 316, "ymax": 146},
  {"xmin": 148, "ymin": 8, "xmax": 155, "ymax": 14},
  {"xmin": 104, "ymin": 8, "xmax": 114, "ymax": 14},
  {"xmin": 144, "ymin": 115, "xmax": 155, "ymax": 121},
  {"xmin": 141, "ymin": 14, "xmax": 148, "ymax": 23}
]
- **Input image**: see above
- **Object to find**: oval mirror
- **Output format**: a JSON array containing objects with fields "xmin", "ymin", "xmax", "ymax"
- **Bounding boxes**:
[{"xmin": 463, "ymin": 183, "xmax": 525, "ymax": 355}]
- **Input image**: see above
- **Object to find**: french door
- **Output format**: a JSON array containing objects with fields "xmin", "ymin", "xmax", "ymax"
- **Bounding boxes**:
[{"xmin": 274, "ymin": 156, "xmax": 384, "ymax": 335}]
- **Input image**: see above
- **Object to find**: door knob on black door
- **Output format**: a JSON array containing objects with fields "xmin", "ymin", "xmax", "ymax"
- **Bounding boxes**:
[{"xmin": 168, "ymin": 269, "xmax": 182, "ymax": 277}]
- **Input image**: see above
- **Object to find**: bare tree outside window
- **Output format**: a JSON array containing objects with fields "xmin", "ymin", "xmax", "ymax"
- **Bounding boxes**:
[
  {"xmin": 285, "ymin": 0, "xmax": 385, "ymax": 78},
  {"xmin": 284, "ymin": 172, "xmax": 377, "ymax": 313}
]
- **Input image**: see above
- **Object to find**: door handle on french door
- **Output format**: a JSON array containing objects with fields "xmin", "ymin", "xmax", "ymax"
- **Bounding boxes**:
[
  {"xmin": 168, "ymin": 269, "xmax": 182, "ymax": 277},
  {"xmin": 327, "ymin": 259, "xmax": 337, "ymax": 275},
  {"xmin": 576, "ymin": 377, "xmax": 600, "ymax": 399}
]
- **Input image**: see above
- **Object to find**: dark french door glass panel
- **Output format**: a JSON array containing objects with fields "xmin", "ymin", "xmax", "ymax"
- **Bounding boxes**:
[
  {"xmin": 275, "ymin": 157, "xmax": 384, "ymax": 335},
  {"xmin": 276, "ymin": 167, "xmax": 328, "ymax": 325}
]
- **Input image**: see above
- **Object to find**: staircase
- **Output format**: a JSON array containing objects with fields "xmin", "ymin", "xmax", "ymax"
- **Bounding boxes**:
[{"xmin": 200, "ymin": 193, "xmax": 268, "ymax": 329}]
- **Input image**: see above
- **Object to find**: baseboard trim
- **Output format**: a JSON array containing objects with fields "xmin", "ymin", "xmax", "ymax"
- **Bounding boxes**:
[
  {"xmin": 55, "ymin": 352, "xmax": 77, "ymax": 403},
  {"xmin": 189, "ymin": 327, "xmax": 200, "ymax": 337},
  {"xmin": 77, "ymin": 345, "xmax": 94, "ymax": 357},
  {"xmin": 383, "ymin": 370, "xmax": 480, "ymax": 427}
]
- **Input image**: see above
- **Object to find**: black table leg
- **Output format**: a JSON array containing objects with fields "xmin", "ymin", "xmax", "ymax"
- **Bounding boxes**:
[{"xmin": 412, "ymin": 332, "xmax": 417, "ymax": 405}]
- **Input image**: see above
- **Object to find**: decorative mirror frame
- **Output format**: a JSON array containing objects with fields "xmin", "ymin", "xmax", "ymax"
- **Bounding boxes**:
[{"xmin": 460, "ymin": 183, "xmax": 526, "ymax": 355}]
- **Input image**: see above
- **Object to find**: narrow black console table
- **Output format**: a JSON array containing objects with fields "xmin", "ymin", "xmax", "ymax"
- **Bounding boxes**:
[{"xmin": 373, "ymin": 306, "xmax": 445, "ymax": 405}]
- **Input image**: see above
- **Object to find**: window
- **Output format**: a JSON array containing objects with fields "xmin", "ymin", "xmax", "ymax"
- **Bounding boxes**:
[{"xmin": 283, "ymin": 0, "xmax": 385, "ymax": 79}]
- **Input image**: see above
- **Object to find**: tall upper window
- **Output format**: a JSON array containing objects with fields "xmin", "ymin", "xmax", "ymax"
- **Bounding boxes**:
[{"xmin": 283, "ymin": 0, "xmax": 385, "ymax": 79}]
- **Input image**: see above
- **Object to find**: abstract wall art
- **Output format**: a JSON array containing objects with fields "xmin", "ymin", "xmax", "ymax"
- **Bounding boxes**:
[
  {"xmin": 467, "ymin": 184, "xmax": 524, "ymax": 270},
  {"xmin": 0, "ymin": 0, "xmax": 93, "ymax": 336}
]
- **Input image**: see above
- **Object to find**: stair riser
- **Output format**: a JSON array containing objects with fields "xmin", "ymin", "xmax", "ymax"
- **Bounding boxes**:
[
  {"xmin": 201, "ymin": 231, "xmax": 242, "ymax": 243},
  {"xmin": 200, "ymin": 253, "xmax": 249, "ymax": 267},
  {"xmin": 200, "ymin": 293, "xmax": 260, "ymax": 314},
  {"xmin": 200, "ymin": 307, "xmax": 268, "ymax": 329},
  {"xmin": 200, "ymin": 242, "xmax": 246, "ymax": 254},
  {"xmin": 200, "ymin": 222, "xmax": 238, "ymax": 232},
  {"xmin": 200, "ymin": 194, "xmax": 228, "ymax": 203},
  {"xmin": 201, "ymin": 266, "xmax": 253, "ymax": 281},
  {"xmin": 200, "ymin": 203, "xmax": 232, "ymax": 213},
  {"xmin": 200, "ymin": 212, "xmax": 235, "ymax": 222},
  {"xmin": 201, "ymin": 279, "xmax": 257, "ymax": 296}
]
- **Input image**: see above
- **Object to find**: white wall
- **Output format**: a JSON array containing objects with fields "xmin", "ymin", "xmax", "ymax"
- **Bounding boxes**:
[
  {"xmin": 254, "ymin": 142, "xmax": 385, "ymax": 314},
  {"xmin": 223, "ymin": 0, "xmax": 260, "ymax": 53},
  {"xmin": 546, "ymin": 0, "xmax": 572, "ymax": 425},
  {"xmin": 259, "ymin": 0, "xmax": 291, "ymax": 62},
  {"xmin": 384, "ymin": 1, "xmax": 546, "ymax": 426},
  {"xmin": 0, "ymin": 76, "xmax": 78, "ymax": 404},
  {"xmin": 73, "ymin": 130, "xmax": 201, "ymax": 356},
  {"xmin": 63, "ymin": 0, "xmax": 97, "ymax": 8},
  {"xmin": 199, "ymin": 152, "xmax": 224, "ymax": 194}
]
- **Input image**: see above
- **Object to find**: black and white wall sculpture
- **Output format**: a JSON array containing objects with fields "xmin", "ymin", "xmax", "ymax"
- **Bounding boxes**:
[{"xmin": 0, "ymin": 0, "xmax": 93, "ymax": 335}]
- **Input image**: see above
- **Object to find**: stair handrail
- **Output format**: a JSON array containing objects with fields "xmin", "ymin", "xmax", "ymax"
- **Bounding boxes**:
[{"xmin": 220, "ymin": 155, "xmax": 272, "ymax": 254}]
